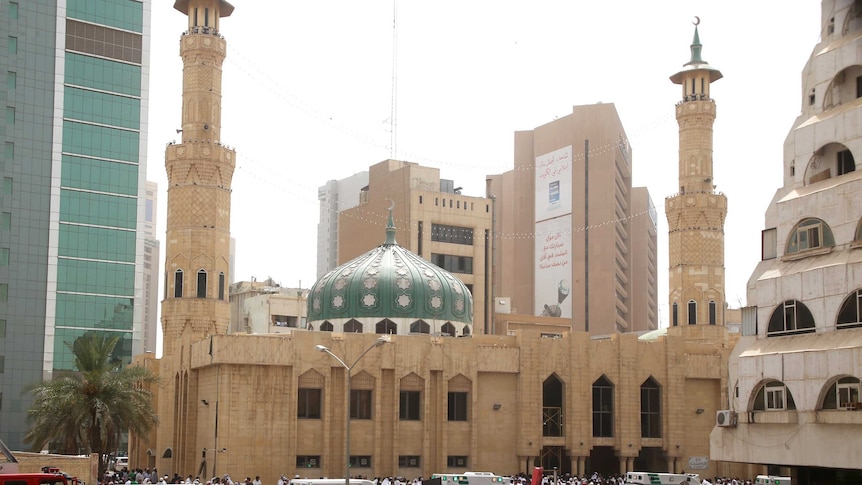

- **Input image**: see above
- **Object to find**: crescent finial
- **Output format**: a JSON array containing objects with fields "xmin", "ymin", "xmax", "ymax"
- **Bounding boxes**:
[
  {"xmin": 385, "ymin": 198, "xmax": 395, "ymax": 211},
  {"xmin": 693, "ymin": 16, "xmax": 700, "ymax": 26}
]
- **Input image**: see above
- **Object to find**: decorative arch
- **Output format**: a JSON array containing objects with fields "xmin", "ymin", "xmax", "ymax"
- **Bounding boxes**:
[
  {"xmin": 319, "ymin": 321, "xmax": 333, "ymax": 332},
  {"xmin": 351, "ymin": 370, "xmax": 375, "ymax": 390},
  {"xmin": 441, "ymin": 322, "xmax": 456, "ymax": 337},
  {"xmin": 837, "ymin": 289, "xmax": 862, "ymax": 329},
  {"xmin": 818, "ymin": 375, "xmax": 861, "ymax": 410},
  {"xmin": 750, "ymin": 379, "xmax": 797, "ymax": 411},
  {"xmin": 298, "ymin": 369, "xmax": 325, "ymax": 389},
  {"xmin": 462, "ymin": 324, "xmax": 470, "ymax": 336},
  {"xmin": 785, "ymin": 217, "xmax": 835, "ymax": 255},
  {"xmin": 400, "ymin": 372, "xmax": 424, "ymax": 391},
  {"xmin": 822, "ymin": 65, "xmax": 862, "ymax": 112},
  {"xmin": 448, "ymin": 374, "xmax": 472, "ymax": 392},
  {"xmin": 767, "ymin": 300, "xmax": 816, "ymax": 336}
]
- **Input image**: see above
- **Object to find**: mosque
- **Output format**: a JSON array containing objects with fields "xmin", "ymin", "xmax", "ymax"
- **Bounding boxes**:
[{"xmin": 130, "ymin": 0, "xmax": 760, "ymax": 482}]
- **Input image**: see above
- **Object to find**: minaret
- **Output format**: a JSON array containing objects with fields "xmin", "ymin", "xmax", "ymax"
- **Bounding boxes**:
[
  {"xmin": 665, "ymin": 19, "xmax": 727, "ymax": 328},
  {"xmin": 162, "ymin": 0, "xmax": 236, "ymax": 356}
]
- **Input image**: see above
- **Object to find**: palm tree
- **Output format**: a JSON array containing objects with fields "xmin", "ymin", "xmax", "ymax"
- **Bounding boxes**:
[{"xmin": 24, "ymin": 333, "xmax": 159, "ymax": 474}]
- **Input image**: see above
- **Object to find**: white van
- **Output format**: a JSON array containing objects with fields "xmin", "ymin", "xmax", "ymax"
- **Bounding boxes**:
[
  {"xmin": 430, "ymin": 472, "xmax": 512, "ymax": 485},
  {"xmin": 113, "ymin": 457, "xmax": 129, "ymax": 471},
  {"xmin": 624, "ymin": 472, "xmax": 700, "ymax": 485},
  {"xmin": 754, "ymin": 476, "xmax": 790, "ymax": 485},
  {"xmin": 289, "ymin": 479, "xmax": 373, "ymax": 485}
]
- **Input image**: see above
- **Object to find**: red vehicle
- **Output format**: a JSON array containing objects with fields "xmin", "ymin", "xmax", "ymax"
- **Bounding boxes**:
[{"xmin": 0, "ymin": 440, "xmax": 80, "ymax": 485}]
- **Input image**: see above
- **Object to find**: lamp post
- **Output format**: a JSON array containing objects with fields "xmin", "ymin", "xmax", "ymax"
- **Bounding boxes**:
[{"xmin": 316, "ymin": 336, "xmax": 391, "ymax": 485}]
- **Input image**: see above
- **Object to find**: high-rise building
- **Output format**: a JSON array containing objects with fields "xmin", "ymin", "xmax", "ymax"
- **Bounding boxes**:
[
  {"xmin": 488, "ymin": 103, "xmax": 658, "ymax": 334},
  {"xmin": 336, "ymin": 159, "xmax": 493, "ymax": 331},
  {"xmin": 317, "ymin": 171, "xmax": 369, "ymax": 278},
  {"xmin": 143, "ymin": 181, "xmax": 159, "ymax": 353},
  {"xmin": 713, "ymin": 2, "xmax": 862, "ymax": 481},
  {"xmin": 0, "ymin": 0, "xmax": 151, "ymax": 448}
]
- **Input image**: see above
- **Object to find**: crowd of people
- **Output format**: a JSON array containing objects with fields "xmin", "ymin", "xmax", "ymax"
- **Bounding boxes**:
[
  {"xmin": 103, "ymin": 469, "xmax": 263, "ymax": 485},
  {"xmin": 101, "ymin": 469, "xmax": 764, "ymax": 485}
]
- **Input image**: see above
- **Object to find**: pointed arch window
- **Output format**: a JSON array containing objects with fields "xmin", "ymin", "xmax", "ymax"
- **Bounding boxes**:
[
  {"xmin": 837, "ymin": 289, "xmax": 862, "ymax": 329},
  {"xmin": 441, "ymin": 322, "xmax": 456, "ymax": 337},
  {"xmin": 197, "ymin": 269, "xmax": 207, "ymax": 298},
  {"xmin": 767, "ymin": 300, "xmax": 815, "ymax": 336},
  {"xmin": 320, "ymin": 321, "xmax": 333, "ymax": 332},
  {"xmin": 672, "ymin": 302, "xmax": 678, "ymax": 326},
  {"xmin": 708, "ymin": 300, "xmax": 717, "ymax": 325},
  {"xmin": 687, "ymin": 300, "xmax": 697, "ymax": 325},
  {"xmin": 641, "ymin": 377, "xmax": 661, "ymax": 438},
  {"xmin": 410, "ymin": 320, "xmax": 430, "ymax": 334},
  {"xmin": 174, "ymin": 269, "xmax": 183, "ymax": 298},
  {"xmin": 376, "ymin": 319, "xmax": 397, "ymax": 335},
  {"xmin": 592, "ymin": 375, "xmax": 614, "ymax": 437},
  {"xmin": 462, "ymin": 325, "xmax": 470, "ymax": 336},
  {"xmin": 218, "ymin": 272, "xmax": 225, "ymax": 300},
  {"xmin": 344, "ymin": 319, "xmax": 363, "ymax": 333}
]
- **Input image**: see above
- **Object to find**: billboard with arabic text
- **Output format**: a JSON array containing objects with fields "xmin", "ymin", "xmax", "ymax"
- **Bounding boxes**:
[
  {"xmin": 534, "ymin": 215, "xmax": 572, "ymax": 318},
  {"xmin": 534, "ymin": 145, "xmax": 572, "ymax": 223}
]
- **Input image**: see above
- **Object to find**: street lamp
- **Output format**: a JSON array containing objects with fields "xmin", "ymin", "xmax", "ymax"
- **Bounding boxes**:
[{"xmin": 316, "ymin": 336, "xmax": 391, "ymax": 485}]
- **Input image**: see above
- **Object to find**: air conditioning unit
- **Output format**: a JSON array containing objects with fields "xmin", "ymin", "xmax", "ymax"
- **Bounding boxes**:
[{"xmin": 716, "ymin": 410, "xmax": 737, "ymax": 427}]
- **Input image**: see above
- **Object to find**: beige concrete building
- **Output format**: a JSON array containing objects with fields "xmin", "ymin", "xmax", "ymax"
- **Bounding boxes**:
[
  {"xmin": 337, "ymin": 160, "xmax": 494, "ymax": 332},
  {"xmin": 134, "ymin": 5, "xmax": 754, "ymax": 485},
  {"xmin": 488, "ymin": 103, "xmax": 658, "ymax": 335},
  {"xmin": 229, "ymin": 278, "xmax": 308, "ymax": 334},
  {"xmin": 711, "ymin": 2, "xmax": 862, "ymax": 482},
  {"xmin": 318, "ymin": 171, "xmax": 370, "ymax": 278}
]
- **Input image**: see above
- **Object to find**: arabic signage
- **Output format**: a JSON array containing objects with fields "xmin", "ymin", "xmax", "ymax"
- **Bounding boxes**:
[
  {"xmin": 688, "ymin": 456, "xmax": 708, "ymax": 470},
  {"xmin": 534, "ymin": 145, "xmax": 572, "ymax": 223},
  {"xmin": 534, "ymin": 215, "xmax": 572, "ymax": 318}
]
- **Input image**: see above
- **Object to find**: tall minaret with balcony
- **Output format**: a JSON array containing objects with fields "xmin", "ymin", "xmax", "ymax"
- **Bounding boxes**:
[
  {"xmin": 162, "ymin": 0, "xmax": 236, "ymax": 357},
  {"xmin": 665, "ymin": 21, "xmax": 727, "ymax": 328}
]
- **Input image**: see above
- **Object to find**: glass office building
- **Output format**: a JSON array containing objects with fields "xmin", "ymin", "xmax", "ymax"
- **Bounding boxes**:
[{"xmin": 0, "ymin": 0, "xmax": 150, "ymax": 449}]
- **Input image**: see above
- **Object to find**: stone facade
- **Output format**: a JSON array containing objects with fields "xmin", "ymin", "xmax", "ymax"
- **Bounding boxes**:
[
  {"xmin": 710, "ymin": 1, "xmax": 862, "ymax": 482},
  {"xmin": 135, "ymin": 329, "xmax": 747, "ymax": 482},
  {"xmin": 665, "ymin": 26, "xmax": 727, "ymax": 329}
]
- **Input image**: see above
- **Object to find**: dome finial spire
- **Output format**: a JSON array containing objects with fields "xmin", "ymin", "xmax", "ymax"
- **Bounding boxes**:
[
  {"xmin": 384, "ymin": 198, "xmax": 397, "ymax": 245},
  {"xmin": 686, "ymin": 16, "xmax": 704, "ymax": 66}
]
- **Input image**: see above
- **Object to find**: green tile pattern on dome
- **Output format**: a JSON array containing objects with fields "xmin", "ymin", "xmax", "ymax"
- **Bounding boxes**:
[{"xmin": 307, "ymin": 212, "xmax": 472, "ymax": 328}]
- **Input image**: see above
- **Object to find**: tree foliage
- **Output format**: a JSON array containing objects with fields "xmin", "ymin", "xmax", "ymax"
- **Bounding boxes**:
[{"xmin": 25, "ymin": 334, "xmax": 158, "ymax": 473}]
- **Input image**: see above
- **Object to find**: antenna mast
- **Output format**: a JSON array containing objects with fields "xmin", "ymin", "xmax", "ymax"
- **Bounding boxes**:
[{"xmin": 389, "ymin": 0, "xmax": 398, "ymax": 159}]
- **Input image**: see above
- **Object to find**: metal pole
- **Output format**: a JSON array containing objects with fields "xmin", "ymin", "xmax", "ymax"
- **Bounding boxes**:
[{"xmin": 345, "ymin": 370, "xmax": 351, "ymax": 485}]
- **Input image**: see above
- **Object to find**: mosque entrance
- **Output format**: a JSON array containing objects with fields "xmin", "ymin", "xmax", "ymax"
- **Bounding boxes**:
[
  {"xmin": 586, "ymin": 446, "xmax": 618, "ymax": 476},
  {"xmin": 633, "ymin": 447, "xmax": 665, "ymax": 473}
]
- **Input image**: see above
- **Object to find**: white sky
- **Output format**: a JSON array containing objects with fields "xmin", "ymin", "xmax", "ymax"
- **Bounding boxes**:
[{"xmin": 148, "ymin": 1, "xmax": 821, "ymax": 356}]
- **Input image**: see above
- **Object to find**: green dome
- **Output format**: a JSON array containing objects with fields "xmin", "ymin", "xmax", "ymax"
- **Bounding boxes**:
[{"xmin": 307, "ymin": 213, "xmax": 473, "ymax": 336}]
